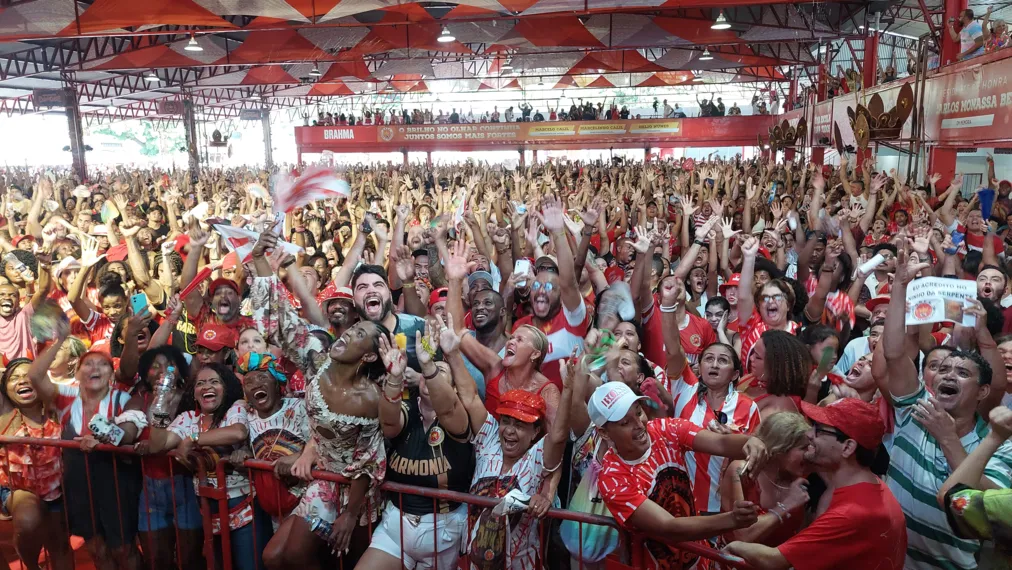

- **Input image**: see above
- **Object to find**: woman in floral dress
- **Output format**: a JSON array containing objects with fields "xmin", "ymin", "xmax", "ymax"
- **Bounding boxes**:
[{"xmin": 250, "ymin": 252, "xmax": 387, "ymax": 570}]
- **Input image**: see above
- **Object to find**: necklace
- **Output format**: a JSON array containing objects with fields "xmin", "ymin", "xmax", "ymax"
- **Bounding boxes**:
[{"xmin": 762, "ymin": 472, "xmax": 790, "ymax": 491}]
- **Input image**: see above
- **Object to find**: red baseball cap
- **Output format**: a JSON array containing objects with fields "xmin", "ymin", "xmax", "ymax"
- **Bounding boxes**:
[
  {"xmin": 316, "ymin": 282, "xmax": 353, "ymax": 306},
  {"xmin": 865, "ymin": 295, "xmax": 890, "ymax": 314},
  {"xmin": 105, "ymin": 243, "xmax": 128, "ymax": 262},
  {"xmin": 11, "ymin": 235, "xmax": 34, "ymax": 248},
  {"xmin": 209, "ymin": 277, "xmax": 239, "ymax": 296},
  {"xmin": 429, "ymin": 287, "xmax": 448, "ymax": 308},
  {"xmin": 196, "ymin": 324, "xmax": 237, "ymax": 352},
  {"xmin": 496, "ymin": 389, "xmax": 547, "ymax": 424},
  {"xmin": 719, "ymin": 273, "xmax": 741, "ymax": 295},
  {"xmin": 799, "ymin": 398, "xmax": 885, "ymax": 450},
  {"xmin": 221, "ymin": 251, "xmax": 239, "ymax": 270}
]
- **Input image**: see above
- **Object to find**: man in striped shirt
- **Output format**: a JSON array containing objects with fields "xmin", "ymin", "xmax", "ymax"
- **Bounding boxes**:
[{"xmin": 883, "ymin": 250, "xmax": 1012, "ymax": 570}]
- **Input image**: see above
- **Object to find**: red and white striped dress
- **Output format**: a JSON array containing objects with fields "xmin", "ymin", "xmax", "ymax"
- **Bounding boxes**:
[{"xmin": 670, "ymin": 368, "xmax": 761, "ymax": 513}]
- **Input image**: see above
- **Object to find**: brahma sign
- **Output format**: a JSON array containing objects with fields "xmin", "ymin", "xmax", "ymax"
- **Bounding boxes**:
[{"xmin": 295, "ymin": 116, "xmax": 772, "ymax": 154}]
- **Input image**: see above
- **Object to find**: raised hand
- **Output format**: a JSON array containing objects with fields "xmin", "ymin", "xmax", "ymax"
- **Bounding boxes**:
[
  {"xmin": 581, "ymin": 198, "xmax": 603, "ymax": 228},
  {"xmin": 720, "ymin": 217, "xmax": 740, "ymax": 240},
  {"xmin": 741, "ymin": 235, "xmax": 760, "ymax": 258},
  {"xmin": 536, "ymin": 196, "xmax": 566, "ymax": 232},
  {"xmin": 895, "ymin": 247, "xmax": 930, "ymax": 285},
  {"xmin": 251, "ymin": 230, "xmax": 279, "ymax": 258},
  {"xmin": 658, "ymin": 275, "xmax": 684, "ymax": 307},
  {"xmin": 444, "ymin": 240, "xmax": 473, "ymax": 282},
  {"xmin": 377, "ymin": 334, "xmax": 407, "ymax": 378},
  {"xmin": 393, "ymin": 245, "xmax": 415, "ymax": 282},
  {"xmin": 632, "ymin": 226, "xmax": 652, "ymax": 254},
  {"xmin": 436, "ymin": 313, "xmax": 461, "ymax": 354},
  {"xmin": 681, "ymin": 195, "xmax": 697, "ymax": 218},
  {"xmin": 697, "ymin": 215, "xmax": 719, "ymax": 239}
]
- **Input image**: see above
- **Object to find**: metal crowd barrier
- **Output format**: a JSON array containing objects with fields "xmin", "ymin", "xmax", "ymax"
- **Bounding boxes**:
[{"xmin": 0, "ymin": 436, "xmax": 753, "ymax": 570}]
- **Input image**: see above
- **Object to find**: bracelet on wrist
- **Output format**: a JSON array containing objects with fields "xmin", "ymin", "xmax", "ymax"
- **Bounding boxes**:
[
  {"xmin": 659, "ymin": 304, "xmax": 679, "ymax": 313},
  {"xmin": 423, "ymin": 367, "xmax": 439, "ymax": 380},
  {"xmin": 402, "ymin": 282, "xmax": 415, "ymax": 288}
]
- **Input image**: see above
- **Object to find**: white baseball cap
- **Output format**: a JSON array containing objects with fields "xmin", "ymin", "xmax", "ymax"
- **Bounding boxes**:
[{"xmin": 588, "ymin": 382, "xmax": 647, "ymax": 428}]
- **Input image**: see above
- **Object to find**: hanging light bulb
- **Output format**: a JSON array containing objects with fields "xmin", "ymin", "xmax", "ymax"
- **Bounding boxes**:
[
  {"xmin": 699, "ymin": 47, "xmax": 713, "ymax": 61},
  {"xmin": 501, "ymin": 58, "xmax": 512, "ymax": 70},
  {"xmin": 184, "ymin": 35, "xmax": 203, "ymax": 52},
  {"xmin": 144, "ymin": 70, "xmax": 160, "ymax": 82},
  {"xmin": 438, "ymin": 26, "xmax": 455, "ymax": 43},
  {"xmin": 309, "ymin": 63, "xmax": 322, "ymax": 77},
  {"xmin": 693, "ymin": 70, "xmax": 705, "ymax": 81},
  {"xmin": 711, "ymin": 10, "xmax": 731, "ymax": 30}
]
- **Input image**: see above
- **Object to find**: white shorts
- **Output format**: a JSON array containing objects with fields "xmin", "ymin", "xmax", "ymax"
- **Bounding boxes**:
[{"xmin": 368, "ymin": 501, "xmax": 468, "ymax": 570}]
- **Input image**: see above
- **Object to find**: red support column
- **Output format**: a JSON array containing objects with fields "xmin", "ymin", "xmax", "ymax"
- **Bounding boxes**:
[
  {"xmin": 402, "ymin": 150, "xmax": 408, "ymax": 166},
  {"xmin": 928, "ymin": 147, "xmax": 958, "ymax": 189},
  {"xmin": 426, "ymin": 151, "xmax": 432, "ymax": 167},
  {"xmin": 942, "ymin": 0, "xmax": 967, "ymax": 65},
  {"xmin": 810, "ymin": 147, "xmax": 825, "ymax": 166},
  {"xmin": 863, "ymin": 32, "xmax": 880, "ymax": 88},
  {"xmin": 785, "ymin": 148, "xmax": 796, "ymax": 162},
  {"xmin": 644, "ymin": 147, "xmax": 651, "ymax": 163},
  {"xmin": 518, "ymin": 149, "xmax": 525, "ymax": 167},
  {"xmin": 532, "ymin": 149, "xmax": 538, "ymax": 164}
]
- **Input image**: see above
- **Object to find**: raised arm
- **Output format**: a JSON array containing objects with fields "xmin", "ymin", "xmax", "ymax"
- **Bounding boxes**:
[
  {"xmin": 937, "ymin": 407, "xmax": 1011, "ymax": 504},
  {"xmin": 27, "ymin": 320, "xmax": 69, "ymax": 405},
  {"xmin": 537, "ymin": 197, "xmax": 582, "ymax": 313},
  {"xmin": 436, "ymin": 317, "xmax": 488, "ymax": 435},
  {"xmin": 736, "ymin": 236, "xmax": 760, "ymax": 325},
  {"xmin": 884, "ymin": 247, "xmax": 931, "ymax": 399}
]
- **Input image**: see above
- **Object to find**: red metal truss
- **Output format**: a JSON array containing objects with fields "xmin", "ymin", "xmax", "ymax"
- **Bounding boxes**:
[{"xmin": 0, "ymin": 2, "xmax": 871, "ymax": 121}]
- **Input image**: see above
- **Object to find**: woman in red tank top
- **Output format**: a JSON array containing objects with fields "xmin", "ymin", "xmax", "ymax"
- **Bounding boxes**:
[{"xmin": 459, "ymin": 323, "xmax": 561, "ymax": 426}]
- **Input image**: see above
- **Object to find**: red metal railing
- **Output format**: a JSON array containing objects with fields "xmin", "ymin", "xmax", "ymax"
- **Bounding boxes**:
[{"xmin": 0, "ymin": 436, "xmax": 753, "ymax": 570}]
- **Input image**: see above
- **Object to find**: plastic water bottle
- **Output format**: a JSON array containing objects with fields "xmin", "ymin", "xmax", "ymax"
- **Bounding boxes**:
[
  {"xmin": 309, "ymin": 517, "xmax": 332, "ymax": 543},
  {"xmin": 150, "ymin": 366, "xmax": 176, "ymax": 428},
  {"xmin": 3, "ymin": 252, "xmax": 34, "ymax": 283}
]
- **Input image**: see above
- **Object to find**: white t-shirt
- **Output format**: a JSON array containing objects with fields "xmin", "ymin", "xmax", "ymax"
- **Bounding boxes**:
[
  {"xmin": 960, "ymin": 21, "xmax": 984, "ymax": 56},
  {"xmin": 169, "ymin": 400, "xmax": 251, "ymax": 499},
  {"xmin": 467, "ymin": 414, "xmax": 547, "ymax": 570}
]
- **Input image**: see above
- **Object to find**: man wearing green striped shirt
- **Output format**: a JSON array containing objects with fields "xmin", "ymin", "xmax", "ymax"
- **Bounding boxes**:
[{"xmin": 884, "ymin": 252, "xmax": 1012, "ymax": 570}]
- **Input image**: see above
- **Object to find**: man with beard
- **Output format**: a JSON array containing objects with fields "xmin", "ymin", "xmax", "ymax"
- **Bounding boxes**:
[
  {"xmin": 513, "ymin": 198, "xmax": 590, "ymax": 388},
  {"xmin": 448, "ymin": 281, "xmax": 508, "ymax": 400},
  {"xmin": 884, "ymin": 249, "xmax": 1012, "ymax": 569},
  {"xmin": 180, "ymin": 230, "xmax": 253, "ymax": 340},
  {"xmin": 352, "ymin": 264, "xmax": 427, "ymax": 370},
  {"xmin": 725, "ymin": 399, "xmax": 907, "ymax": 569},
  {"xmin": 316, "ymin": 283, "xmax": 357, "ymax": 338},
  {"xmin": 0, "ymin": 258, "xmax": 50, "ymax": 360}
]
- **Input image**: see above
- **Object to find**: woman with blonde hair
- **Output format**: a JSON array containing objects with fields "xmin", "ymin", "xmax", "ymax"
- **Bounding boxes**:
[
  {"xmin": 459, "ymin": 320, "xmax": 562, "ymax": 426},
  {"xmin": 718, "ymin": 412, "xmax": 813, "ymax": 549}
]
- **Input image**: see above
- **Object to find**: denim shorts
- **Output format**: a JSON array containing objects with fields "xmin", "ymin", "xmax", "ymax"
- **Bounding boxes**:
[
  {"xmin": 138, "ymin": 475, "xmax": 202, "ymax": 532},
  {"xmin": 0, "ymin": 485, "xmax": 64, "ymax": 517}
]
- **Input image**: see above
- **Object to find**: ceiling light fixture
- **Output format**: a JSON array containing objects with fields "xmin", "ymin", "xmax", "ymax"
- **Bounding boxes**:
[
  {"xmin": 309, "ymin": 63, "xmax": 322, "ymax": 77},
  {"xmin": 711, "ymin": 10, "xmax": 731, "ymax": 30},
  {"xmin": 438, "ymin": 26, "xmax": 455, "ymax": 43},
  {"xmin": 144, "ymin": 70, "xmax": 160, "ymax": 82},
  {"xmin": 184, "ymin": 35, "xmax": 202, "ymax": 52},
  {"xmin": 699, "ymin": 47, "xmax": 713, "ymax": 61}
]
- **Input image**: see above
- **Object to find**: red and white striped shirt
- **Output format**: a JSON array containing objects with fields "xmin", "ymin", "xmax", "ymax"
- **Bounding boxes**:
[
  {"xmin": 739, "ymin": 311, "xmax": 801, "ymax": 371},
  {"xmin": 670, "ymin": 368, "xmax": 761, "ymax": 513},
  {"xmin": 804, "ymin": 274, "xmax": 856, "ymax": 329}
]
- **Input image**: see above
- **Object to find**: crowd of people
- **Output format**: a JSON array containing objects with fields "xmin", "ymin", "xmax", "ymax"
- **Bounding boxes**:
[
  {"xmin": 307, "ymin": 96, "xmax": 759, "ymax": 127},
  {"xmin": 0, "ymin": 152, "xmax": 1011, "ymax": 570}
]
